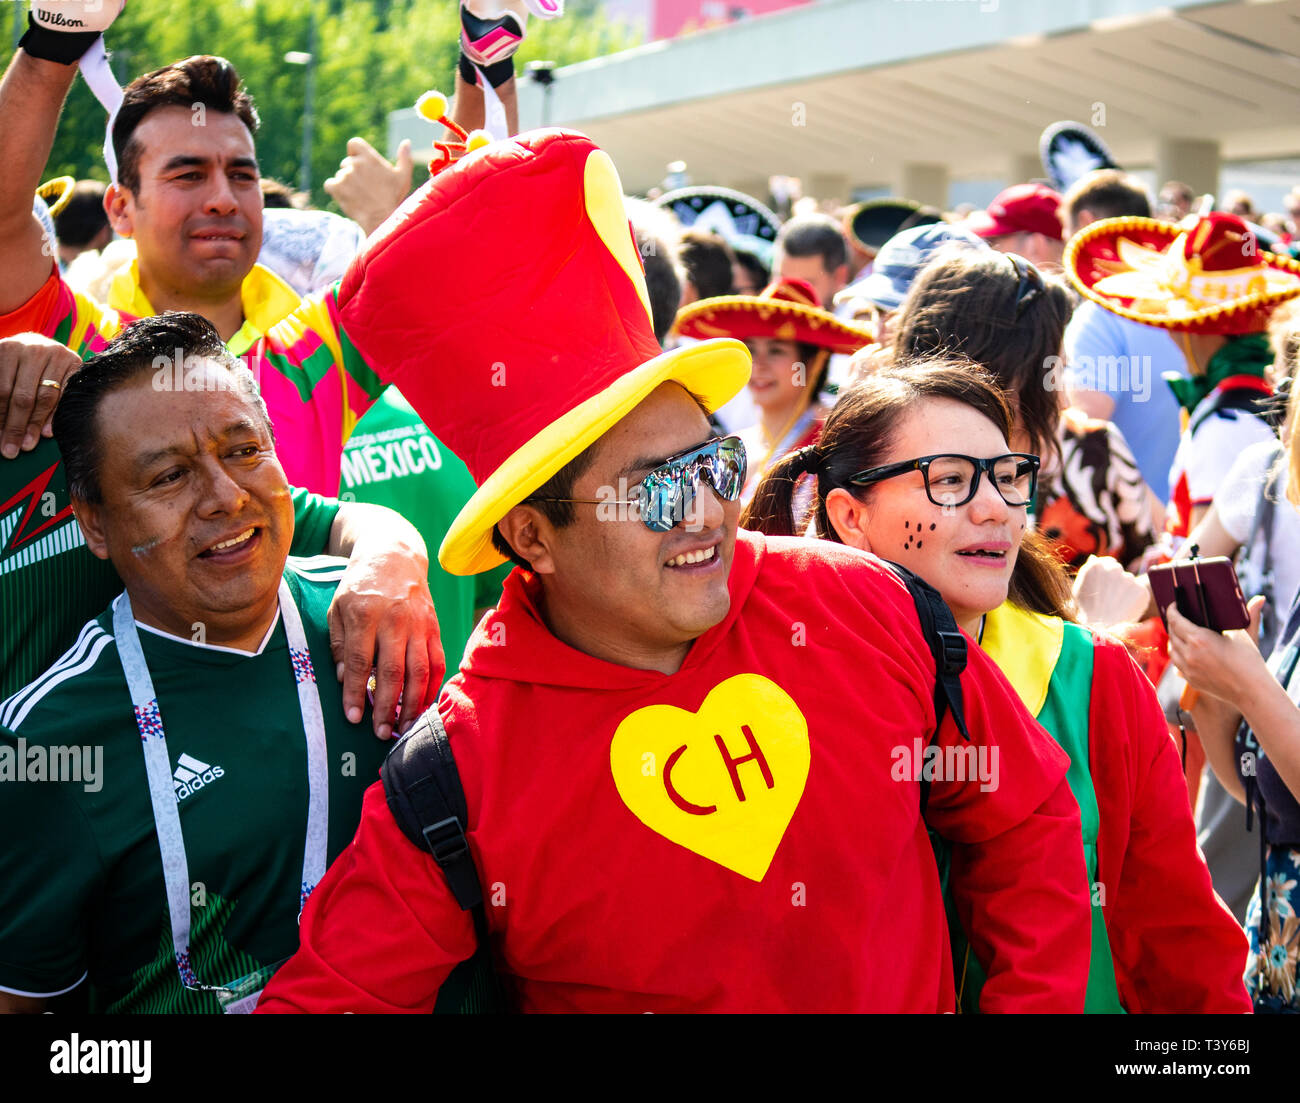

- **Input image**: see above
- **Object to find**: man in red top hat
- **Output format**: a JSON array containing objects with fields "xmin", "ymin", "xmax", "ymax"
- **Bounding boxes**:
[
  {"xmin": 257, "ymin": 131, "xmax": 1092, "ymax": 1013},
  {"xmin": 969, "ymin": 183, "xmax": 1066, "ymax": 273}
]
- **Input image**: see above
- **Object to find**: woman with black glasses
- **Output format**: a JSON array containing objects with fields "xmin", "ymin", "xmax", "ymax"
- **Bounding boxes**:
[
  {"xmin": 892, "ymin": 248, "xmax": 1158, "ymax": 572},
  {"xmin": 742, "ymin": 357, "xmax": 1250, "ymax": 1013}
]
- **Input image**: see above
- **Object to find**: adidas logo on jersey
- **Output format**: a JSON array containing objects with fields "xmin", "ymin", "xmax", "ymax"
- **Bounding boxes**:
[{"xmin": 173, "ymin": 753, "xmax": 224, "ymax": 802}]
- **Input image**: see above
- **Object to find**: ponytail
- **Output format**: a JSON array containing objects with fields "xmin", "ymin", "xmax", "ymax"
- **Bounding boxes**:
[{"xmin": 740, "ymin": 445, "xmax": 821, "ymax": 536}]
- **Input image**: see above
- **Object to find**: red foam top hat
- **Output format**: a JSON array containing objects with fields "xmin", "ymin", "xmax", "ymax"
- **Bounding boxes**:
[{"xmin": 337, "ymin": 126, "xmax": 750, "ymax": 574}]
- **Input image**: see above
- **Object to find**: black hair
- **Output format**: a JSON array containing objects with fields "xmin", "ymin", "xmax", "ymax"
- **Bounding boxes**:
[
  {"xmin": 677, "ymin": 229, "xmax": 735, "ymax": 300},
  {"xmin": 774, "ymin": 213, "xmax": 848, "ymax": 274},
  {"xmin": 891, "ymin": 248, "xmax": 1073, "ymax": 471},
  {"xmin": 113, "ymin": 56, "xmax": 260, "ymax": 195},
  {"xmin": 733, "ymin": 247, "xmax": 770, "ymax": 294},
  {"xmin": 53, "ymin": 312, "xmax": 269, "ymax": 504},
  {"xmin": 490, "ymin": 445, "xmax": 599, "ymax": 571},
  {"xmin": 52, "ymin": 180, "xmax": 109, "ymax": 248},
  {"xmin": 489, "ymin": 388, "xmax": 714, "ymax": 571},
  {"xmin": 635, "ymin": 227, "xmax": 683, "ymax": 346}
]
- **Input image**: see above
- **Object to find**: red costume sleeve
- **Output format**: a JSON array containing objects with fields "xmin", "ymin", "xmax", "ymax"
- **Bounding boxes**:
[
  {"xmin": 1089, "ymin": 636, "xmax": 1252, "ymax": 1013},
  {"xmin": 256, "ymin": 782, "xmax": 477, "ymax": 1013},
  {"xmin": 0, "ymin": 263, "xmax": 60, "ymax": 339},
  {"xmin": 927, "ymin": 640, "xmax": 1092, "ymax": 1012}
]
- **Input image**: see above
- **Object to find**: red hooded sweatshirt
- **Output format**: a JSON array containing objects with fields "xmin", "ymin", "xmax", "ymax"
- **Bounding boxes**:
[{"xmin": 259, "ymin": 532, "xmax": 1090, "ymax": 1012}]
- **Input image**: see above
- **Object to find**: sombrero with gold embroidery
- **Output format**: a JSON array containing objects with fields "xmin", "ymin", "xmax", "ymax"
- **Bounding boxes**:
[
  {"xmin": 674, "ymin": 277, "xmax": 876, "ymax": 354},
  {"xmin": 1065, "ymin": 212, "xmax": 1300, "ymax": 335}
]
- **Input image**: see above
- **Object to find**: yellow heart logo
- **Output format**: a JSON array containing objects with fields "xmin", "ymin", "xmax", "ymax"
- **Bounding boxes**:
[{"xmin": 609, "ymin": 674, "xmax": 811, "ymax": 882}]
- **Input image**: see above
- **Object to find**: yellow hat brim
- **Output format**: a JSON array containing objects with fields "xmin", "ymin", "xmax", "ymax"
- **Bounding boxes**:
[{"xmin": 439, "ymin": 338, "xmax": 753, "ymax": 575}]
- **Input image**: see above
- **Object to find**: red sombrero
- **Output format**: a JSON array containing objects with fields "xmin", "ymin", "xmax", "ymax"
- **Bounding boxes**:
[
  {"xmin": 1065, "ymin": 212, "xmax": 1300, "ymax": 335},
  {"xmin": 674, "ymin": 278, "xmax": 875, "ymax": 354}
]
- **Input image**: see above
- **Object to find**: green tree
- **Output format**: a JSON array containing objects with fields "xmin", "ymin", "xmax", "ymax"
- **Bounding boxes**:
[{"xmin": 2, "ymin": 0, "xmax": 641, "ymax": 207}]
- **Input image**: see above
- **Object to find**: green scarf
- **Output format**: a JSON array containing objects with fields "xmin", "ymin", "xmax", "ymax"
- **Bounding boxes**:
[{"xmin": 1164, "ymin": 332, "xmax": 1273, "ymax": 414}]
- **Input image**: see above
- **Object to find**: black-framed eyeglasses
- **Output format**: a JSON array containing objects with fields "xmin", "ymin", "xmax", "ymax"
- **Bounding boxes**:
[
  {"xmin": 1007, "ymin": 253, "xmax": 1044, "ymax": 318},
  {"xmin": 526, "ymin": 435, "xmax": 748, "ymax": 532},
  {"xmin": 848, "ymin": 452, "xmax": 1040, "ymax": 508}
]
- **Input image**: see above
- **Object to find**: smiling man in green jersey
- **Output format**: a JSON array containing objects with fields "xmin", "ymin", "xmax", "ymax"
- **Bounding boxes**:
[
  {"xmin": 0, "ymin": 313, "xmax": 402, "ymax": 1012},
  {"xmin": 0, "ymin": 331, "xmax": 443, "ymax": 729}
]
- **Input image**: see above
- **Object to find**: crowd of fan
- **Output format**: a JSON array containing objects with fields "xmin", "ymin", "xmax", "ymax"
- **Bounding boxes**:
[{"xmin": 1, "ymin": 0, "xmax": 1300, "ymax": 1015}]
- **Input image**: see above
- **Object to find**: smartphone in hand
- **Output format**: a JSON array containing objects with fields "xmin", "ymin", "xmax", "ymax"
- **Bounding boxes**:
[{"xmin": 1149, "ymin": 556, "xmax": 1250, "ymax": 632}]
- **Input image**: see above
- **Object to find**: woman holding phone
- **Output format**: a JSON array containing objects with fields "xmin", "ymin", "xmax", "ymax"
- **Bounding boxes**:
[
  {"xmin": 743, "ymin": 356, "xmax": 1250, "ymax": 1012},
  {"xmin": 1169, "ymin": 379, "xmax": 1300, "ymax": 1012}
]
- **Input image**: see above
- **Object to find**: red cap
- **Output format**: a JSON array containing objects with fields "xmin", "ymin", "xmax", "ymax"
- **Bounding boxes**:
[{"xmin": 968, "ymin": 183, "xmax": 1064, "ymax": 242}]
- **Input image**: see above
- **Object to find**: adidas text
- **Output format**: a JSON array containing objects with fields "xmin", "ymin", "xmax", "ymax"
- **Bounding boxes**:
[{"xmin": 173, "ymin": 753, "xmax": 225, "ymax": 802}]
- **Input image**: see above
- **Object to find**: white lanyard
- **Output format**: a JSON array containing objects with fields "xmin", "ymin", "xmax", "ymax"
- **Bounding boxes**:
[{"xmin": 112, "ymin": 578, "xmax": 330, "ymax": 993}]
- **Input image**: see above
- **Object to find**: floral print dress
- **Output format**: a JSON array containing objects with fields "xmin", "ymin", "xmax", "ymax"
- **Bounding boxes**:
[
  {"xmin": 1244, "ymin": 849, "xmax": 1300, "ymax": 1011},
  {"xmin": 1239, "ymin": 603, "xmax": 1300, "ymax": 1012}
]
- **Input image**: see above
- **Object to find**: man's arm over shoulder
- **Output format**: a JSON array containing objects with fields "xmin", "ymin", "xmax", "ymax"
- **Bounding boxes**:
[
  {"xmin": 257, "ymin": 779, "xmax": 477, "ymax": 1013},
  {"xmin": 1091, "ymin": 635, "xmax": 1252, "ymax": 1012},
  {"xmin": 926, "ymin": 640, "xmax": 1092, "ymax": 1013}
]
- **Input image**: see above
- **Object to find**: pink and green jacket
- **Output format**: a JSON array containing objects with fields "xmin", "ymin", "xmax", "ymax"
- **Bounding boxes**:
[{"xmin": 0, "ymin": 260, "xmax": 384, "ymax": 494}]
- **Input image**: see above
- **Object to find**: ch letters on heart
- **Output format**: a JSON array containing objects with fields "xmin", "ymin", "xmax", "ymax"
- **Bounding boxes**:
[{"xmin": 609, "ymin": 673, "xmax": 811, "ymax": 882}]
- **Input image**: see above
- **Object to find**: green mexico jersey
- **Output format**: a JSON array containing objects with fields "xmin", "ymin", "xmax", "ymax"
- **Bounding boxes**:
[
  {"xmin": 0, "ymin": 558, "xmax": 388, "ymax": 1013},
  {"xmin": 0, "ymin": 436, "xmax": 342, "ymax": 699},
  {"xmin": 340, "ymin": 389, "xmax": 510, "ymax": 681}
]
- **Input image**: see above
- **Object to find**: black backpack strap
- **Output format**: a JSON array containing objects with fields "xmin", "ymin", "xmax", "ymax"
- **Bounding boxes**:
[
  {"xmin": 884, "ymin": 560, "xmax": 971, "ymax": 746},
  {"xmin": 381, "ymin": 709, "xmax": 505, "ymax": 1013},
  {"xmin": 382, "ymin": 708, "xmax": 484, "ymax": 914}
]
